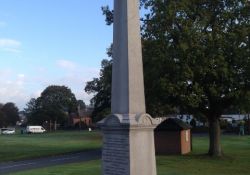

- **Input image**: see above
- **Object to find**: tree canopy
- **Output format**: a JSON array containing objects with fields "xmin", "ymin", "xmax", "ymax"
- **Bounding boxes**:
[
  {"xmin": 85, "ymin": 59, "xmax": 112, "ymax": 122},
  {"xmin": 0, "ymin": 109, "xmax": 5, "ymax": 128},
  {"xmin": 25, "ymin": 85, "xmax": 78, "ymax": 128},
  {"xmin": 141, "ymin": 0, "xmax": 249, "ymax": 156},
  {"xmin": 24, "ymin": 98, "xmax": 45, "ymax": 125},
  {"xmin": 1, "ymin": 102, "xmax": 19, "ymax": 126},
  {"xmin": 88, "ymin": 0, "xmax": 250, "ymax": 156},
  {"xmin": 77, "ymin": 100, "xmax": 86, "ymax": 110},
  {"xmin": 142, "ymin": 0, "xmax": 249, "ymax": 114}
]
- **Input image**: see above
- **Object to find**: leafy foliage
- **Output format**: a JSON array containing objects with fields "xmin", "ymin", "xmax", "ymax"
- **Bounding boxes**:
[
  {"xmin": 25, "ymin": 85, "xmax": 78, "ymax": 126},
  {"xmin": 101, "ymin": 6, "xmax": 113, "ymax": 25},
  {"xmin": 0, "ymin": 110, "xmax": 5, "ymax": 127},
  {"xmin": 142, "ymin": 0, "xmax": 250, "ymax": 117},
  {"xmin": 77, "ymin": 100, "xmax": 86, "ymax": 110},
  {"xmin": 142, "ymin": 0, "xmax": 249, "ymax": 156},
  {"xmin": 24, "ymin": 98, "xmax": 45, "ymax": 125},
  {"xmin": 85, "ymin": 59, "xmax": 112, "ymax": 122},
  {"xmin": 1, "ymin": 102, "xmax": 19, "ymax": 126},
  {"xmin": 0, "ymin": 103, "xmax": 4, "ymax": 127},
  {"xmin": 95, "ymin": 0, "xmax": 249, "ymax": 156}
]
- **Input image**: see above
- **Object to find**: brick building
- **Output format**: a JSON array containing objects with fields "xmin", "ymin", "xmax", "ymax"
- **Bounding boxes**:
[{"xmin": 69, "ymin": 106, "xmax": 93, "ymax": 128}]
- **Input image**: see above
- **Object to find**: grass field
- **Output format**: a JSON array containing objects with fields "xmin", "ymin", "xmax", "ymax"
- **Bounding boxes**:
[
  {"xmin": 0, "ymin": 130, "xmax": 102, "ymax": 162},
  {"xmin": 6, "ymin": 134, "xmax": 250, "ymax": 175}
]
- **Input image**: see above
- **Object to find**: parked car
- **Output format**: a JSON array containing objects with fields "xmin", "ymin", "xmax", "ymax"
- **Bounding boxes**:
[
  {"xmin": 1, "ymin": 128, "xmax": 15, "ymax": 135},
  {"xmin": 26, "ymin": 126, "xmax": 46, "ymax": 134}
]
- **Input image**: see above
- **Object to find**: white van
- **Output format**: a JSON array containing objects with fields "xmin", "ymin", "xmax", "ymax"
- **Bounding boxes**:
[{"xmin": 26, "ymin": 126, "xmax": 46, "ymax": 134}]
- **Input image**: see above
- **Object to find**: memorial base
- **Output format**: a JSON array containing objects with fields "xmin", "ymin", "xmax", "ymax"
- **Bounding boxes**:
[{"xmin": 98, "ymin": 114, "xmax": 157, "ymax": 175}]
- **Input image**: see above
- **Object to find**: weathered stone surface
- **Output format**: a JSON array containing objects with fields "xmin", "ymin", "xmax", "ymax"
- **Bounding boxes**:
[
  {"xmin": 102, "ymin": 130, "xmax": 129, "ymax": 175},
  {"xmin": 111, "ymin": 0, "xmax": 146, "ymax": 114},
  {"xmin": 99, "ymin": 114, "xmax": 157, "ymax": 175}
]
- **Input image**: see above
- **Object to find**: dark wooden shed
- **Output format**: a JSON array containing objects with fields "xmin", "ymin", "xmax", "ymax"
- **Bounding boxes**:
[{"xmin": 154, "ymin": 118, "xmax": 192, "ymax": 155}]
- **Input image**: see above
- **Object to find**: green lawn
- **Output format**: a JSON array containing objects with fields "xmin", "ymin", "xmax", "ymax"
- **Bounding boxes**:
[
  {"xmin": 0, "ymin": 130, "xmax": 102, "ymax": 162},
  {"xmin": 8, "ymin": 160, "xmax": 101, "ymax": 175},
  {"xmin": 7, "ymin": 135, "xmax": 250, "ymax": 175},
  {"xmin": 157, "ymin": 135, "xmax": 250, "ymax": 175}
]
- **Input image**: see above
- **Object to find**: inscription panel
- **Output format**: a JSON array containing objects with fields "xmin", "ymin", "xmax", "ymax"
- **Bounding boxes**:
[{"xmin": 102, "ymin": 132, "xmax": 130, "ymax": 175}]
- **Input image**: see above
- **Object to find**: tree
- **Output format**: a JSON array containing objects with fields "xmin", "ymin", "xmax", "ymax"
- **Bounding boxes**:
[
  {"xmin": 141, "ymin": 0, "xmax": 249, "ymax": 156},
  {"xmin": 2, "ymin": 102, "xmax": 19, "ymax": 126},
  {"xmin": 0, "ymin": 103, "xmax": 4, "ymax": 127},
  {"xmin": 102, "ymin": 6, "xmax": 113, "ymax": 25},
  {"xmin": 0, "ymin": 103, "xmax": 3, "ymax": 109},
  {"xmin": 25, "ymin": 86, "xmax": 78, "ymax": 130},
  {"xmin": 0, "ymin": 110, "xmax": 5, "ymax": 127},
  {"xmin": 40, "ymin": 85, "xmax": 78, "ymax": 130},
  {"xmin": 101, "ymin": 0, "xmax": 249, "ymax": 156},
  {"xmin": 24, "ymin": 98, "xmax": 47, "ymax": 125},
  {"xmin": 77, "ymin": 100, "xmax": 86, "ymax": 111},
  {"xmin": 85, "ymin": 59, "xmax": 112, "ymax": 122}
]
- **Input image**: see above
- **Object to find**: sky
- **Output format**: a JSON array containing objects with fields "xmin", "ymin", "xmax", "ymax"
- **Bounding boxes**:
[{"xmin": 0, "ymin": 0, "xmax": 113, "ymax": 110}]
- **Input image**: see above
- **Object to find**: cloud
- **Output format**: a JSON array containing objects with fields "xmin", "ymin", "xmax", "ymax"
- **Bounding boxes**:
[
  {"xmin": 0, "ymin": 71, "xmax": 29, "ymax": 109},
  {"xmin": 0, "ymin": 38, "xmax": 21, "ymax": 53},
  {"xmin": 18, "ymin": 74, "xmax": 25, "ymax": 78},
  {"xmin": 0, "ymin": 39, "xmax": 21, "ymax": 47},
  {"xmin": 56, "ymin": 59, "xmax": 77, "ymax": 70},
  {"xmin": 55, "ymin": 59, "xmax": 99, "ymax": 103},
  {"xmin": 0, "ymin": 21, "xmax": 7, "ymax": 28},
  {"xmin": 0, "ymin": 61, "xmax": 100, "ymax": 110},
  {"xmin": 0, "ymin": 69, "xmax": 12, "ymax": 78},
  {"xmin": 29, "ymin": 90, "xmax": 42, "ymax": 99},
  {"xmin": 2, "ymin": 48, "xmax": 21, "ymax": 53},
  {"xmin": 48, "ymin": 68, "xmax": 99, "ymax": 104}
]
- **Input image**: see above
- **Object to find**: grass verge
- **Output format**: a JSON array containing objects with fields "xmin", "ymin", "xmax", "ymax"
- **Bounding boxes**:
[
  {"xmin": 7, "ymin": 135, "xmax": 250, "ymax": 175},
  {"xmin": 0, "ymin": 130, "xmax": 102, "ymax": 162}
]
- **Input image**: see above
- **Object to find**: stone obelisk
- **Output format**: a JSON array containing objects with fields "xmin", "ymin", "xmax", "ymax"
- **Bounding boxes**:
[{"xmin": 98, "ymin": 0, "xmax": 157, "ymax": 175}]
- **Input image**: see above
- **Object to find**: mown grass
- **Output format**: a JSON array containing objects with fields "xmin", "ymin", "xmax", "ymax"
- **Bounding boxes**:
[
  {"xmin": 0, "ymin": 130, "xmax": 102, "ymax": 162},
  {"xmin": 157, "ymin": 135, "xmax": 250, "ymax": 175},
  {"xmin": 7, "ymin": 135, "xmax": 250, "ymax": 175}
]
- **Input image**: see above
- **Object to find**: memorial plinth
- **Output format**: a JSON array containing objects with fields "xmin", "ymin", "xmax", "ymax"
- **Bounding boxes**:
[{"xmin": 98, "ymin": 0, "xmax": 157, "ymax": 175}]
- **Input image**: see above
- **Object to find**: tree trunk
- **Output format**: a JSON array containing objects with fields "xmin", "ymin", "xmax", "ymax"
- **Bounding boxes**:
[
  {"xmin": 208, "ymin": 116, "xmax": 222, "ymax": 156},
  {"xmin": 79, "ymin": 116, "xmax": 82, "ymax": 130},
  {"xmin": 54, "ymin": 120, "xmax": 57, "ymax": 131},
  {"xmin": 49, "ymin": 120, "xmax": 52, "ymax": 132},
  {"xmin": 248, "ymin": 114, "xmax": 250, "ymax": 135}
]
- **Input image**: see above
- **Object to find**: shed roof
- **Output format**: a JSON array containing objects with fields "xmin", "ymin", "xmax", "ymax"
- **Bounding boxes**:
[{"xmin": 155, "ymin": 118, "xmax": 191, "ymax": 131}]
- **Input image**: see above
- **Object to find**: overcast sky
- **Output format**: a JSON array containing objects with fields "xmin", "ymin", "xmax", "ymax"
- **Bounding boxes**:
[{"xmin": 0, "ymin": 0, "xmax": 113, "ymax": 110}]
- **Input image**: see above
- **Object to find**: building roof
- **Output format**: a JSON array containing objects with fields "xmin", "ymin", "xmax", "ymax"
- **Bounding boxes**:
[{"xmin": 155, "ymin": 118, "xmax": 191, "ymax": 131}]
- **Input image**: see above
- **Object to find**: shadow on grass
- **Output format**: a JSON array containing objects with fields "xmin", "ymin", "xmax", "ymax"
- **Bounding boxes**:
[{"xmin": 183, "ymin": 152, "xmax": 236, "ymax": 161}]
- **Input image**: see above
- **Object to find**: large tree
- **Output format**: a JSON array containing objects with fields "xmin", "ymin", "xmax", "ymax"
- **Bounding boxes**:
[
  {"xmin": 24, "ymin": 98, "xmax": 47, "ymax": 125},
  {"xmin": 0, "ymin": 110, "xmax": 5, "ymax": 127},
  {"xmin": 2, "ymin": 102, "xmax": 19, "ymax": 126},
  {"xmin": 77, "ymin": 100, "xmax": 86, "ymax": 111},
  {"xmin": 0, "ymin": 103, "xmax": 4, "ymax": 127},
  {"xmin": 85, "ymin": 59, "xmax": 112, "ymax": 122},
  {"xmin": 25, "ymin": 85, "xmax": 78, "ymax": 130},
  {"xmin": 99, "ymin": 0, "xmax": 249, "ymax": 156},
  {"xmin": 141, "ymin": 0, "xmax": 249, "ymax": 156},
  {"xmin": 40, "ymin": 85, "xmax": 78, "ymax": 129}
]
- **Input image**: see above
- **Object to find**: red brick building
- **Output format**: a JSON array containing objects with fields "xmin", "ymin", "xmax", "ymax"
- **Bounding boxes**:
[{"xmin": 69, "ymin": 107, "xmax": 93, "ymax": 128}]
